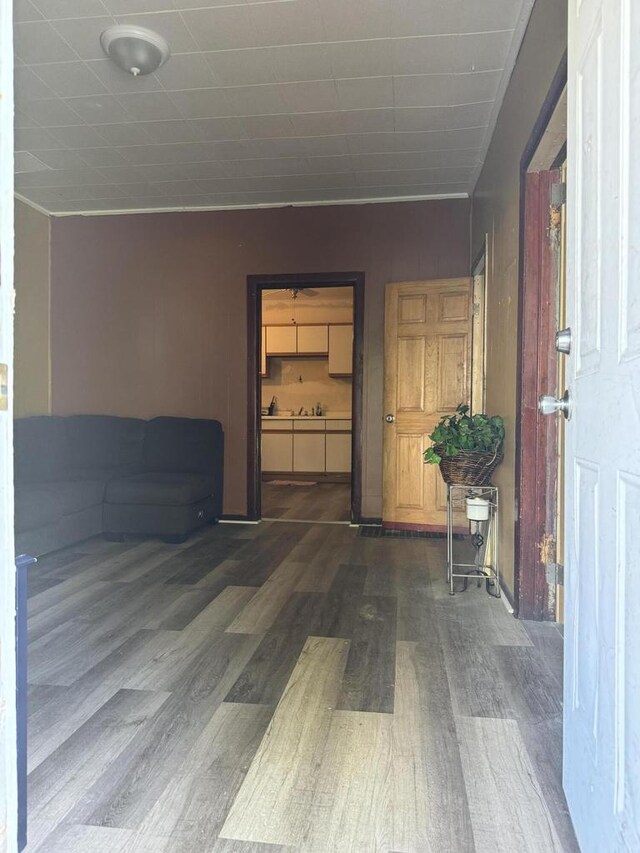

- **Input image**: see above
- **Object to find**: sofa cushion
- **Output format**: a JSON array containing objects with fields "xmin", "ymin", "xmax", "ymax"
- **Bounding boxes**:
[
  {"xmin": 66, "ymin": 415, "xmax": 145, "ymax": 477},
  {"xmin": 144, "ymin": 417, "xmax": 222, "ymax": 475},
  {"xmin": 14, "ymin": 417, "xmax": 70, "ymax": 484},
  {"xmin": 105, "ymin": 472, "xmax": 213, "ymax": 506},
  {"xmin": 14, "ymin": 486, "xmax": 63, "ymax": 532},
  {"xmin": 50, "ymin": 480, "xmax": 107, "ymax": 516}
]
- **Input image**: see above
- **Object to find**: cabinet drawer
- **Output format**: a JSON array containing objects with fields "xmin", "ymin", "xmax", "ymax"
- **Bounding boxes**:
[
  {"xmin": 262, "ymin": 419, "xmax": 293, "ymax": 431},
  {"xmin": 326, "ymin": 433, "xmax": 352, "ymax": 473},
  {"xmin": 297, "ymin": 325, "xmax": 328, "ymax": 353},
  {"xmin": 266, "ymin": 326, "xmax": 297, "ymax": 354},
  {"xmin": 261, "ymin": 433, "xmax": 293, "ymax": 472},
  {"xmin": 293, "ymin": 433, "xmax": 325, "ymax": 472},
  {"xmin": 326, "ymin": 419, "xmax": 351, "ymax": 431},
  {"xmin": 293, "ymin": 420, "xmax": 325, "ymax": 431}
]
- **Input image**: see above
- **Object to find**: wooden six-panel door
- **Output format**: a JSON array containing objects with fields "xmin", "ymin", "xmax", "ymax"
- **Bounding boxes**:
[{"xmin": 383, "ymin": 279, "xmax": 472, "ymax": 529}]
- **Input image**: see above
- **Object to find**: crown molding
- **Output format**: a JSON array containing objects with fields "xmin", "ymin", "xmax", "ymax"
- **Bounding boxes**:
[
  {"xmin": 16, "ymin": 191, "xmax": 469, "ymax": 218},
  {"xmin": 14, "ymin": 193, "xmax": 51, "ymax": 217}
]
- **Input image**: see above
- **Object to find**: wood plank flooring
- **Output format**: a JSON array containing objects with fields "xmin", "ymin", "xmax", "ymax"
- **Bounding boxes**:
[
  {"xmin": 261, "ymin": 482, "xmax": 351, "ymax": 522},
  {"xmin": 25, "ymin": 522, "xmax": 579, "ymax": 852}
]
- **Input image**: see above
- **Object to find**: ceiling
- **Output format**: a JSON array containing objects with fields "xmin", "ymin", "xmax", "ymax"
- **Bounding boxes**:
[{"xmin": 13, "ymin": 0, "xmax": 535, "ymax": 216}]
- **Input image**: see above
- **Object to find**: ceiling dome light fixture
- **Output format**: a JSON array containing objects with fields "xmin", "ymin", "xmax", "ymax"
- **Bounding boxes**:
[{"xmin": 100, "ymin": 25, "xmax": 170, "ymax": 77}]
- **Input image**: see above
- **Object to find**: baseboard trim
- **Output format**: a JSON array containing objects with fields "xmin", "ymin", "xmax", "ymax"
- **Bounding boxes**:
[
  {"xmin": 499, "ymin": 577, "xmax": 516, "ymax": 613},
  {"xmin": 382, "ymin": 521, "xmax": 467, "ymax": 536},
  {"xmin": 220, "ymin": 515, "xmax": 260, "ymax": 524}
]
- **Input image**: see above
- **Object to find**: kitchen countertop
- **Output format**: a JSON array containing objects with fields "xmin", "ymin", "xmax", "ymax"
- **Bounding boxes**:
[{"xmin": 261, "ymin": 414, "xmax": 351, "ymax": 420}]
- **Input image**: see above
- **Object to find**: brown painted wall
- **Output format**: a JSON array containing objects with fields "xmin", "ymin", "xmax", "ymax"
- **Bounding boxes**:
[
  {"xmin": 50, "ymin": 199, "xmax": 470, "ymax": 516},
  {"xmin": 14, "ymin": 200, "xmax": 51, "ymax": 417},
  {"xmin": 471, "ymin": 0, "xmax": 568, "ymax": 594}
]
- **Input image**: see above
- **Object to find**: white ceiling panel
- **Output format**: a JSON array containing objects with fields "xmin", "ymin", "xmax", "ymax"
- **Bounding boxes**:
[
  {"xmin": 269, "ymin": 44, "xmax": 332, "ymax": 84},
  {"xmin": 247, "ymin": 0, "xmax": 326, "ymax": 47},
  {"xmin": 64, "ymin": 93, "xmax": 130, "ymax": 124},
  {"xmin": 48, "ymin": 17, "xmax": 114, "ymax": 60},
  {"xmin": 13, "ymin": 0, "xmax": 535, "ymax": 214},
  {"xmin": 14, "ymin": 20, "xmax": 78, "ymax": 62},
  {"xmin": 14, "ymin": 1, "xmax": 45, "ymax": 24},
  {"xmin": 14, "ymin": 150, "xmax": 50, "ymax": 172},
  {"xmin": 31, "ymin": 0, "xmax": 109, "ymax": 18},
  {"xmin": 204, "ymin": 49, "xmax": 277, "ymax": 87},
  {"xmin": 88, "ymin": 58, "xmax": 164, "ymax": 93},
  {"xmin": 391, "ymin": 31, "xmax": 513, "ymax": 77},
  {"xmin": 113, "ymin": 11, "xmax": 199, "ymax": 52},
  {"xmin": 31, "ymin": 61, "xmax": 109, "ymax": 97},
  {"xmin": 119, "ymin": 91, "xmax": 183, "ymax": 120},
  {"xmin": 14, "ymin": 65, "xmax": 56, "ymax": 100},
  {"xmin": 335, "ymin": 77, "xmax": 394, "ymax": 111},
  {"xmin": 328, "ymin": 40, "xmax": 392, "ymax": 80},
  {"xmin": 180, "ymin": 7, "xmax": 261, "ymax": 51},
  {"xmin": 29, "ymin": 148, "xmax": 87, "ymax": 169},
  {"xmin": 93, "ymin": 122, "xmax": 153, "ymax": 145},
  {"xmin": 20, "ymin": 97, "xmax": 84, "ymax": 126},
  {"xmin": 393, "ymin": 71, "xmax": 502, "ymax": 109}
]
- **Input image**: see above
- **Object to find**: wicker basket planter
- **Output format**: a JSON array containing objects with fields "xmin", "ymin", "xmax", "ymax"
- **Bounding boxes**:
[{"xmin": 435, "ymin": 445, "xmax": 503, "ymax": 486}]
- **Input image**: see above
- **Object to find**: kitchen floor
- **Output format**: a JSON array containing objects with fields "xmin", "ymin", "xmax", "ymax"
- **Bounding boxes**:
[
  {"xmin": 261, "ymin": 481, "xmax": 351, "ymax": 522},
  {"xmin": 24, "ymin": 521, "xmax": 578, "ymax": 852}
]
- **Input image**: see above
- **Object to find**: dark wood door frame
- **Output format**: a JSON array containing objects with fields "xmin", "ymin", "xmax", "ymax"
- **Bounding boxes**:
[
  {"xmin": 514, "ymin": 54, "xmax": 567, "ymax": 620},
  {"xmin": 247, "ymin": 271, "xmax": 365, "ymax": 523}
]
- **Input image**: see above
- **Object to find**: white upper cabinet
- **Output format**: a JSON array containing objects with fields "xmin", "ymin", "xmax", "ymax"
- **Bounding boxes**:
[
  {"xmin": 266, "ymin": 325, "xmax": 297, "ymax": 354},
  {"xmin": 328, "ymin": 325, "xmax": 353, "ymax": 376},
  {"xmin": 296, "ymin": 324, "xmax": 328, "ymax": 354},
  {"xmin": 263, "ymin": 323, "xmax": 352, "ymax": 370}
]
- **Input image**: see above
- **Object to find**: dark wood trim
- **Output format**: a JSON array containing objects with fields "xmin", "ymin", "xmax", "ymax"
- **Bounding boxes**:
[
  {"xmin": 521, "ymin": 52, "xmax": 567, "ymax": 173},
  {"xmin": 220, "ymin": 514, "xmax": 255, "ymax": 522},
  {"xmin": 514, "ymin": 54, "xmax": 567, "ymax": 620},
  {"xmin": 551, "ymin": 141, "xmax": 567, "ymax": 171},
  {"xmin": 247, "ymin": 272, "xmax": 365, "ymax": 524},
  {"xmin": 247, "ymin": 275, "xmax": 260, "ymax": 520},
  {"xmin": 471, "ymin": 240, "xmax": 487, "ymax": 276}
]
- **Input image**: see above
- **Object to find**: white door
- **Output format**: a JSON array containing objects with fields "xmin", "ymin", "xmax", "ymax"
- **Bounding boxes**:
[
  {"xmin": 564, "ymin": 0, "xmax": 640, "ymax": 850},
  {"xmin": 0, "ymin": 0, "xmax": 18, "ymax": 847}
]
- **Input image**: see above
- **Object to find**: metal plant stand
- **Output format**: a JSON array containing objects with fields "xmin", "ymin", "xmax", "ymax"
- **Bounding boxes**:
[{"xmin": 446, "ymin": 484, "xmax": 500, "ymax": 597}]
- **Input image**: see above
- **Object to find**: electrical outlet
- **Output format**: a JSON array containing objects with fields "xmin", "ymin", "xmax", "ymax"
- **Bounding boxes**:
[{"xmin": 0, "ymin": 364, "xmax": 7, "ymax": 411}]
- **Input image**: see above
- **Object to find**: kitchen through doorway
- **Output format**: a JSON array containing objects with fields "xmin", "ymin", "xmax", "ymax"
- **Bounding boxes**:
[{"xmin": 247, "ymin": 273, "xmax": 364, "ymax": 524}]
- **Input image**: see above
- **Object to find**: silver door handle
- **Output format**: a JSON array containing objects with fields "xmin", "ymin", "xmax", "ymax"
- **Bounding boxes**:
[
  {"xmin": 556, "ymin": 327, "xmax": 572, "ymax": 355},
  {"xmin": 385, "ymin": 414, "xmax": 395, "ymax": 423},
  {"xmin": 538, "ymin": 390, "xmax": 571, "ymax": 420}
]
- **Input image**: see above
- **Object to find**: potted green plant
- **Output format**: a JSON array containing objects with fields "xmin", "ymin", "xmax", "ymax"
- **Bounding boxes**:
[{"xmin": 423, "ymin": 403, "xmax": 505, "ymax": 486}]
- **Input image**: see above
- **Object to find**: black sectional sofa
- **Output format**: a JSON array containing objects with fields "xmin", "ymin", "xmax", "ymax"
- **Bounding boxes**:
[{"xmin": 14, "ymin": 414, "xmax": 224, "ymax": 557}]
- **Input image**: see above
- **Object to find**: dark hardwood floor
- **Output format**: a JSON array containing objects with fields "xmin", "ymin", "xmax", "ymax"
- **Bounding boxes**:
[
  {"xmin": 261, "ymin": 481, "xmax": 351, "ymax": 522},
  {"xmin": 25, "ymin": 522, "xmax": 578, "ymax": 852}
]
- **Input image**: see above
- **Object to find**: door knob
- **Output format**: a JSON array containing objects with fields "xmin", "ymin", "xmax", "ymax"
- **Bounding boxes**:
[
  {"xmin": 385, "ymin": 414, "xmax": 395, "ymax": 423},
  {"xmin": 538, "ymin": 390, "xmax": 572, "ymax": 420},
  {"xmin": 556, "ymin": 327, "xmax": 572, "ymax": 355}
]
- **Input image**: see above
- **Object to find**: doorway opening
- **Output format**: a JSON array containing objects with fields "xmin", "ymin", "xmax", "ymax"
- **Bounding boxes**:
[
  {"xmin": 247, "ymin": 273, "xmax": 364, "ymax": 525},
  {"xmin": 515, "ymin": 56, "xmax": 567, "ymax": 620}
]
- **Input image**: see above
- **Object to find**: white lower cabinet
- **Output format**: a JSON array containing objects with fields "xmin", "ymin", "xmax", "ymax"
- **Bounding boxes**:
[
  {"xmin": 261, "ymin": 433, "xmax": 293, "ymax": 472},
  {"xmin": 325, "ymin": 433, "xmax": 351, "ymax": 472},
  {"xmin": 293, "ymin": 433, "xmax": 325, "ymax": 472},
  {"xmin": 261, "ymin": 418, "xmax": 352, "ymax": 473}
]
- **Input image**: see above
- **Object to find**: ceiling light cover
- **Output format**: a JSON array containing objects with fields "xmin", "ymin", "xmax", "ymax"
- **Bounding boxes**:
[{"xmin": 100, "ymin": 25, "xmax": 170, "ymax": 77}]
